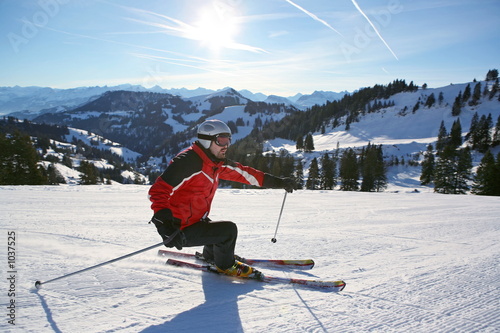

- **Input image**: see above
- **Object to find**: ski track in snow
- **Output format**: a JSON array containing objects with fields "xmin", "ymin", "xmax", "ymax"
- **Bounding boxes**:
[{"xmin": 0, "ymin": 185, "xmax": 499, "ymax": 332}]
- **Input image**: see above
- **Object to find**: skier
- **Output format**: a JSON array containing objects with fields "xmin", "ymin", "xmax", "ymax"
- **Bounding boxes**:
[{"xmin": 149, "ymin": 119, "xmax": 296, "ymax": 277}]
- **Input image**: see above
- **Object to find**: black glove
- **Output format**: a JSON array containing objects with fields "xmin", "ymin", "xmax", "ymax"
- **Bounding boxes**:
[
  {"xmin": 281, "ymin": 177, "xmax": 297, "ymax": 193},
  {"xmin": 151, "ymin": 209, "xmax": 184, "ymax": 250},
  {"xmin": 263, "ymin": 174, "xmax": 297, "ymax": 193}
]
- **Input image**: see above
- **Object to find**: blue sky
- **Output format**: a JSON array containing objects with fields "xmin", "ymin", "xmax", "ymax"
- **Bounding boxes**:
[{"xmin": 1, "ymin": 0, "xmax": 499, "ymax": 96}]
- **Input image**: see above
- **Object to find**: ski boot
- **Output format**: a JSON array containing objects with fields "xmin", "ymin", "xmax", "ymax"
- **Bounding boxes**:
[{"xmin": 216, "ymin": 260, "xmax": 257, "ymax": 278}]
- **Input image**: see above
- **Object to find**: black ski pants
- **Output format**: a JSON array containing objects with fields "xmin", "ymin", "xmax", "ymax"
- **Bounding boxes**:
[{"xmin": 181, "ymin": 220, "xmax": 237, "ymax": 270}]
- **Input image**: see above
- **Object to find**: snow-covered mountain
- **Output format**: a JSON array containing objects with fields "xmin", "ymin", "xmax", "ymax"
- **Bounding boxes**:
[
  {"xmin": 2, "ymin": 75, "xmax": 499, "ymax": 188},
  {"xmin": 31, "ymin": 88, "xmax": 299, "ymax": 159},
  {"xmin": 0, "ymin": 84, "xmax": 171, "ymax": 119},
  {"xmin": 0, "ymin": 85, "xmax": 347, "ymax": 118},
  {"xmin": 263, "ymin": 95, "xmax": 296, "ymax": 107},
  {"xmin": 294, "ymin": 90, "xmax": 349, "ymax": 109}
]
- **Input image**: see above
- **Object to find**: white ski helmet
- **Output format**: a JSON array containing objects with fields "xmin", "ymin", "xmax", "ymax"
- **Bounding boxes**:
[{"xmin": 197, "ymin": 119, "xmax": 232, "ymax": 149}]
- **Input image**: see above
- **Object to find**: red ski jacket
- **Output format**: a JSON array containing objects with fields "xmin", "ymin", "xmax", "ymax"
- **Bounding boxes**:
[{"xmin": 149, "ymin": 142, "xmax": 277, "ymax": 229}]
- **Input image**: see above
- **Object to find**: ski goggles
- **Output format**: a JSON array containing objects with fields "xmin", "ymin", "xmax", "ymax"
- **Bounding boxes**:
[{"xmin": 198, "ymin": 133, "xmax": 232, "ymax": 147}]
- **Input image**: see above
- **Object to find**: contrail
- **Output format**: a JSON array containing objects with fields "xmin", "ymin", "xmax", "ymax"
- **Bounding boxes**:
[
  {"xmin": 351, "ymin": 0, "xmax": 399, "ymax": 60},
  {"xmin": 285, "ymin": 0, "xmax": 343, "ymax": 37}
]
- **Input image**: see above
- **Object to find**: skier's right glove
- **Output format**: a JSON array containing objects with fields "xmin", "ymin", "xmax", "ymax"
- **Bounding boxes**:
[{"xmin": 151, "ymin": 209, "xmax": 185, "ymax": 250}]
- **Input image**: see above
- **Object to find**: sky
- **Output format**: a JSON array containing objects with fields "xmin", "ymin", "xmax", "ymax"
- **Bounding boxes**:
[{"xmin": 1, "ymin": 0, "xmax": 499, "ymax": 96}]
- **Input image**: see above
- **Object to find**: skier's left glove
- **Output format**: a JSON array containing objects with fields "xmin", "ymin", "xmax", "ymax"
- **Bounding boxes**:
[
  {"xmin": 263, "ymin": 174, "xmax": 297, "ymax": 193},
  {"xmin": 151, "ymin": 209, "xmax": 185, "ymax": 250},
  {"xmin": 281, "ymin": 177, "xmax": 297, "ymax": 193}
]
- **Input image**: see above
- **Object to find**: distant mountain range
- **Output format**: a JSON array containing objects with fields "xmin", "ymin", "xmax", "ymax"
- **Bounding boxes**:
[{"xmin": 0, "ymin": 84, "xmax": 349, "ymax": 119}]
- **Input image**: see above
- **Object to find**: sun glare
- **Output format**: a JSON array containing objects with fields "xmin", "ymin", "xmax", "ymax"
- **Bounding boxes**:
[{"xmin": 189, "ymin": 6, "xmax": 239, "ymax": 52}]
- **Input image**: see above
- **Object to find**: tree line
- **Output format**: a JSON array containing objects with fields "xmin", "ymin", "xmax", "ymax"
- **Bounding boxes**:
[
  {"xmin": 0, "ymin": 117, "xmax": 141, "ymax": 185},
  {"xmin": 420, "ymin": 112, "xmax": 500, "ymax": 195}
]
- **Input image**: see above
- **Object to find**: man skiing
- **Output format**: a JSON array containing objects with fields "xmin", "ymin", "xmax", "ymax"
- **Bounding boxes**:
[{"xmin": 149, "ymin": 119, "xmax": 296, "ymax": 277}]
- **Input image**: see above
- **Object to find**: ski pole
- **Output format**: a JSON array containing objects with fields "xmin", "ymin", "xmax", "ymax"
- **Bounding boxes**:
[
  {"xmin": 35, "ymin": 229, "xmax": 180, "ymax": 289},
  {"xmin": 271, "ymin": 191, "xmax": 288, "ymax": 243}
]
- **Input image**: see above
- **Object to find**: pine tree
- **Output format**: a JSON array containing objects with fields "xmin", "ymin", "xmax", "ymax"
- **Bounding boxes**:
[
  {"xmin": 46, "ymin": 163, "xmax": 66, "ymax": 185},
  {"xmin": 420, "ymin": 144, "xmax": 435, "ymax": 185},
  {"xmin": 466, "ymin": 112, "xmax": 479, "ymax": 142},
  {"xmin": 79, "ymin": 161, "xmax": 99, "ymax": 185},
  {"xmin": 485, "ymin": 69, "xmax": 499, "ymax": 81},
  {"xmin": 472, "ymin": 150, "xmax": 498, "ymax": 195},
  {"xmin": 489, "ymin": 78, "xmax": 499, "ymax": 100},
  {"xmin": 0, "ymin": 132, "xmax": 47, "ymax": 185},
  {"xmin": 493, "ymin": 115, "xmax": 500, "ymax": 147},
  {"xmin": 436, "ymin": 121, "xmax": 448, "ymax": 152},
  {"xmin": 438, "ymin": 92, "xmax": 444, "ymax": 105},
  {"xmin": 339, "ymin": 148, "xmax": 359, "ymax": 191},
  {"xmin": 474, "ymin": 114, "xmax": 493, "ymax": 153},
  {"xmin": 449, "ymin": 119, "xmax": 462, "ymax": 148},
  {"xmin": 320, "ymin": 153, "xmax": 336, "ymax": 190},
  {"xmin": 372, "ymin": 145, "xmax": 387, "ymax": 192},
  {"xmin": 434, "ymin": 147, "xmax": 456, "ymax": 194},
  {"xmin": 306, "ymin": 158, "xmax": 320, "ymax": 190},
  {"xmin": 462, "ymin": 84, "xmax": 471, "ymax": 103},
  {"xmin": 469, "ymin": 82, "xmax": 482, "ymax": 106},
  {"xmin": 495, "ymin": 153, "xmax": 500, "ymax": 195},
  {"xmin": 412, "ymin": 101, "xmax": 420, "ymax": 113},
  {"xmin": 451, "ymin": 92, "xmax": 462, "ymax": 116},
  {"xmin": 296, "ymin": 135, "xmax": 304, "ymax": 151},
  {"xmin": 425, "ymin": 93, "xmax": 436, "ymax": 108},
  {"xmin": 434, "ymin": 146, "xmax": 472, "ymax": 194},
  {"xmin": 294, "ymin": 160, "xmax": 304, "ymax": 189},
  {"xmin": 304, "ymin": 134, "xmax": 315, "ymax": 152},
  {"xmin": 454, "ymin": 147, "xmax": 472, "ymax": 194},
  {"xmin": 360, "ymin": 144, "xmax": 386, "ymax": 192}
]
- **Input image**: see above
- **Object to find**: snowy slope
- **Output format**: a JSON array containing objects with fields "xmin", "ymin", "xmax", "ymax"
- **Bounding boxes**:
[
  {"xmin": 265, "ymin": 81, "xmax": 499, "ymax": 188},
  {"xmin": 1, "ymin": 186, "xmax": 498, "ymax": 332},
  {"xmin": 271, "ymin": 82, "xmax": 499, "ymax": 152},
  {"xmin": 65, "ymin": 127, "xmax": 142, "ymax": 163}
]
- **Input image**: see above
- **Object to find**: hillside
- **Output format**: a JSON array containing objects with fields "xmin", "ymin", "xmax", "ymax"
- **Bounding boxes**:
[
  {"xmin": 1, "ymin": 73, "xmax": 499, "ymax": 190},
  {"xmin": 32, "ymin": 88, "xmax": 299, "ymax": 158}
]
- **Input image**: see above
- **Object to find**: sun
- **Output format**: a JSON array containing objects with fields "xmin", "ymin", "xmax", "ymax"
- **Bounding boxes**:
[{"xmin": 189, "ymin": 6, "xmax": 239, "ymax": 52}]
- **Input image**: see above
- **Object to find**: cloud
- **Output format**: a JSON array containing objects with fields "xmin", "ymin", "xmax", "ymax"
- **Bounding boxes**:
[
  {"xmin": 284, "ymin": 0, "xmax": 343, "ymax": 37},
  {"xmin": 350, "ymin": 0, "xmax": 398, "ymax": 60}
]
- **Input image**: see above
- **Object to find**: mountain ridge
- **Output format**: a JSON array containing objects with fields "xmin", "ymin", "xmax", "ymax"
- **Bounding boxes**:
[{"xmin": 0, "ymin": 85, "xmax": 348, "ymax": 118}]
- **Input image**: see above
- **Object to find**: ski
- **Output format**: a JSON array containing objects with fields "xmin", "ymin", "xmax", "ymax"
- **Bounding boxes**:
[
  {"xmin": 166, "ymin": 258, "xmax": 346, "ymax": 292},
  {"xmin": 157, "ymin": 249, "xmax": 315, "ymax": 270}
]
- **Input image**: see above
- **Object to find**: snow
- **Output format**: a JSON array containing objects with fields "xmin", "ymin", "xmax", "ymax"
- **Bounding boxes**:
[
  {"xmin": 269, "ymin": 84, "xmax": 499, "ymax": 154},
  {"xmin": 1, "ymin": 186, "xmax": 498, "ymax": 332},
  {"xmin": 65, "ymin": 127, "xmax": 141, "ymax": 162}
]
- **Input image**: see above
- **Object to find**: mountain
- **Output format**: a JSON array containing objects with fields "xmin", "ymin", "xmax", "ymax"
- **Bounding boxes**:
[
  {"xmin": 0, "ymin": 85, "xmax": 347, "ymax": 118},
  {"xmin": 294, "ymin": 90, "xmax": 349, "ymax": 109},
  {"xmin": 2, "ymin": 74, "xmax": 499, "ymax": 188},
  {"xmin": 263, "ymin": 95, "xmax": 295, "ymax": 106},
  {"xmin": 0, "ymin": 84, "xmax": 170, "ymax": 119},
  {"xmin": 238, "ymin": 89, "xmax": 268, "ymax": 102},
  {"xmin": 32, "ymin": 88, "xmax": 300, "ymax": 158}
]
